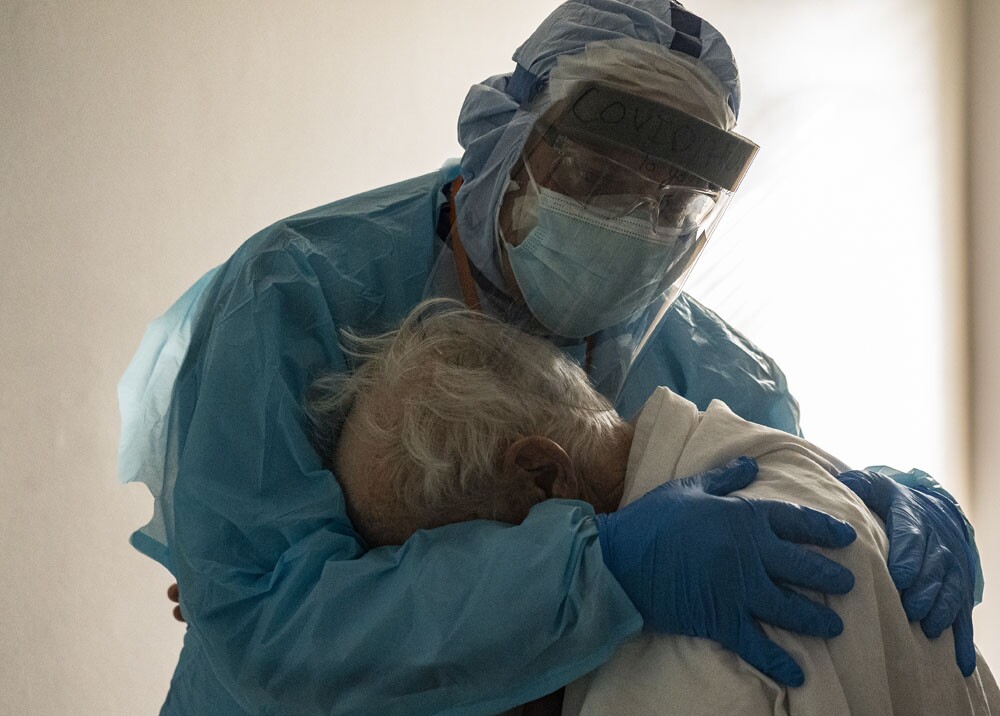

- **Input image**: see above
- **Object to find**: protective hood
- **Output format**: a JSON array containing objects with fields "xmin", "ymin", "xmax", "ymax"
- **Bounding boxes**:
[{"xmin": 455, "ymin": 0, "xmax": 742, "ymax": 291}]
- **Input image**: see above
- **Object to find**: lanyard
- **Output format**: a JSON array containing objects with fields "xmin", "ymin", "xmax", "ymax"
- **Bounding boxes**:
[
  {"xmin": 447, "ymin": 178, "xmax": 595, "ymax": 375},
  {"xmin": 448, "ymin": 178, "xmax": 482, "ymax": 312}
]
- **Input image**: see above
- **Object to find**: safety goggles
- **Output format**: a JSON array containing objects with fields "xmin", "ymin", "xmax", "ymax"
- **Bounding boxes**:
[
  {"xmin": 532, "ymin": 132, "xmax": 723, "ymax": 236},
  {"xmin": 522, "ymin": 82, "xmax": 758, "ymax": 236}
]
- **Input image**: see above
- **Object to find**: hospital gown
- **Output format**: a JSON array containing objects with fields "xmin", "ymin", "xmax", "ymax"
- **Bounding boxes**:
[{"xmin": 563, "ymin": 387, "xmax": 1000, "ymax": 716}]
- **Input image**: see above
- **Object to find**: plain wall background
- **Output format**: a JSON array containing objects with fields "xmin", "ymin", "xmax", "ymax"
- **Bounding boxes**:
[
  {"xmin": 2, "ymin": 1, "xmax": 995, "ymax": 714},
  {"xmin": 968, "ymin": 0, "xmax": 1000, "ymax": 683}
]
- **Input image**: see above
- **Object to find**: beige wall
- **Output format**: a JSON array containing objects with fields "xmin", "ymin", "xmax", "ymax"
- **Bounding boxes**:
[
  {"xmin": 0, "ymin": 2, "xmax": 990, "ymax": 714},
  {"xmin": 1, "ymin": 2, "xmax": 560, "ymax": 712},
  {"xmin": 690, "ymin": 0, "xmax": 970, "ymax": 495},
  {"xmin": 969, "ymin": 0, "xmax": 1000, "ymax": 679}
]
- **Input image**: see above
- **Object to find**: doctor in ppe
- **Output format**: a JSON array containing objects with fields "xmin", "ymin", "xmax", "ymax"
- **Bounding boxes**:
[{"xmin": 120, "ymin": 2, "xmax": 982, "ymax": 715}]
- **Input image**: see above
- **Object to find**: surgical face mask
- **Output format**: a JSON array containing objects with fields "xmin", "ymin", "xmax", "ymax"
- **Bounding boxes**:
[
  {"xmin": 498, "ymin": 77, "xmax": 745, "ymax": 340},
  {"xmin": 505, "ymin": 185, "xmax": 705, "ymax": 338}
]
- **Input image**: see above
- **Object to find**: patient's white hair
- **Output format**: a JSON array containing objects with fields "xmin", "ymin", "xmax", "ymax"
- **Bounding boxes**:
[{"xmin": 307, "ymin": 298, "xmax": 621, "ymax": 545}]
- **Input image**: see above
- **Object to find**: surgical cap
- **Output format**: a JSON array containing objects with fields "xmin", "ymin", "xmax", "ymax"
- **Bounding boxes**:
[{"xmin": 455, "ymin": 0, "xmax": 742, "ymax": 290}]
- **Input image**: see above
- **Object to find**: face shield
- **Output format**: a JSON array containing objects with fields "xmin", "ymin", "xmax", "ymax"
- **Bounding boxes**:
[{"xmin": 499, "ymin": 78, "xmax": 757, "ymax": 341}]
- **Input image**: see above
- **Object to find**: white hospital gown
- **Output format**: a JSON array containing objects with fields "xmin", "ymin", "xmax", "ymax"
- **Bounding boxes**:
[{"xmin": 563, "ymin": 387, "xmax": 1000, "ymax": 716}]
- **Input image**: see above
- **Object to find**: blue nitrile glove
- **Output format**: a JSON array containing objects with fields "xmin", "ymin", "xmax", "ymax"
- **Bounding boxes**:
[
  {"xmin": 594, "ymin": 456, "xmax": 857, "ymax": 687},
  {"xmin": 838, "ymin": 469, "xmax": 977, "ymax": 676}
]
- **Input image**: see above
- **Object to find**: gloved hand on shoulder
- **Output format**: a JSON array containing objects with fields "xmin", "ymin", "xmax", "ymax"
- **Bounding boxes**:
[
  {"xmin": 595, "ymin": 456, "xmax": 857, "ymax": 687},
  {"xmin": 838, "ymin": 469, "xmax": 977, "ymax": 676}
]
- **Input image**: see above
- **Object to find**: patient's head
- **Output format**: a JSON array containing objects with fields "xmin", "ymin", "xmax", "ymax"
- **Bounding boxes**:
[{"xmin": 307, "ymin": 299, "xmax": 633, "ymax": 546}]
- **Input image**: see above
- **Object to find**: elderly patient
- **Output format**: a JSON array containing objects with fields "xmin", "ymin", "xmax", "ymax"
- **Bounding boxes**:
[{"xmin": 308, "ymin": 299, "xmax": 999, "ymax": 716}]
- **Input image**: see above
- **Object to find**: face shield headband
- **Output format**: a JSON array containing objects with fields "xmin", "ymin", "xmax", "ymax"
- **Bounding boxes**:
[{"xmin": 553, "ymin": 82, "xmax": 758, "ymax": 194}]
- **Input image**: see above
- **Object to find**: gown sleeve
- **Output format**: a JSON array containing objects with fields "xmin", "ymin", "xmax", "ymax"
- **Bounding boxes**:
[{"xmin": 152, "ymin": 222, "xmax": 641, "ymax": 716}]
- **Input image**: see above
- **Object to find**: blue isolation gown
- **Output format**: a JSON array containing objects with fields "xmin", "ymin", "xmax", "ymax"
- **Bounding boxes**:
[{"xmin": 119, "ymin": 162, "xmax": 826, "ymax": 716}]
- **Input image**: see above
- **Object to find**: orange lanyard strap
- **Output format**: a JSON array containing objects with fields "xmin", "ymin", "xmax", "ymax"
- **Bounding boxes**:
[
  {"xmin": 447, "ymin": 176, "xmax": 595, "ymax": 376},
  {"xmin": 448, "ymin": 178, "xmax": 481, "ymax": 312}
]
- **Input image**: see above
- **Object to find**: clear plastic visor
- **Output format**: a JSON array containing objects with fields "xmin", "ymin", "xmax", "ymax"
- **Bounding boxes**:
[
  {"xmin": 514, "ymin": 81, "xmax": 756, "ymax": 240},
  {"xmin": 523, "ymin": 129, "xmax": 728, "ymax": 238},
  {"xmin": 493, "ymin": 83, "xmax": 756, "ymax": 397}
]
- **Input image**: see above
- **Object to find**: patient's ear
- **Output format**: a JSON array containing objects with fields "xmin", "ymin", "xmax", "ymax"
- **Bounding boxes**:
[{"xmin": 501, "ymin": 436, "xmax": 579, "ymax": 503}]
